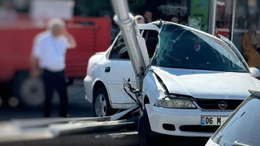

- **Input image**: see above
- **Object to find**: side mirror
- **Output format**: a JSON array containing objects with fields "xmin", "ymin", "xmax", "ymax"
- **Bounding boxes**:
[{"xmin": 249, "ymin": 67, "xmax": 260, "ymax": 78}]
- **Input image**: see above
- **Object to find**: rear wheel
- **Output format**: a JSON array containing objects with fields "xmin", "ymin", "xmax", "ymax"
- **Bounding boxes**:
[
  {"xmin": 93, "ymin": 88, "xmax": 112, "ymax": 117},
  {"xmin": 12, "ymin": 72, "xmax": 44, "ymax": 107},
  {"xmin": 138, "ymin": 108, "xmax": 152, "ymax": 146}
]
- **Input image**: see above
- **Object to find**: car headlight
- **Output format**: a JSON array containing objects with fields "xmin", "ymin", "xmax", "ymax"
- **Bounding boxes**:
[{"xmin": 155, "ymin": 96, "xmax": 196, "ymax": 109}]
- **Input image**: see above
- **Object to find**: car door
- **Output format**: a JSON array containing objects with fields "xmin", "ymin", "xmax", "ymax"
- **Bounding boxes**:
[
  {"xmin": 101, "ymin": 29, "xmax": 159, "ymax": 108},
  {"xmin": 101, "ymin": 34, "xmax": 136, "ymax": 108}
]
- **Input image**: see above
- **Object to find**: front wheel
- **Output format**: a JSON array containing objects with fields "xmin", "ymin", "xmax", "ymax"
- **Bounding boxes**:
[
  {"xmin": 93, "ymin": 88, "xmax": 112, "ymax": 117},
  {"xmin": 138, "ymin": 109, "xmax": 152, "ymax": 146}
]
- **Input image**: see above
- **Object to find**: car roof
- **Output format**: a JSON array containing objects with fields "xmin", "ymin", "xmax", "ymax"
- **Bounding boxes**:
[
  {"xmin": 117, "ymin": 23, "xmax": 159, "ymax": 36},
  {"xmin": 136, "ymin": 21, "xmax": 222, "ymax": 42},
  {"xmin": 145, "ymin": 20, "xmax": 229, "ymax": 44},
  {"xmin": 138, "ymin": 23, "xmax": 160, "ymax": 32}
]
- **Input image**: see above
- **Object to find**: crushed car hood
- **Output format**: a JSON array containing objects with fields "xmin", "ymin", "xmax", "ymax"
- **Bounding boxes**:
[{"xmin": 152, "ymin": 66, "xmax": 260, "ymax": 100}]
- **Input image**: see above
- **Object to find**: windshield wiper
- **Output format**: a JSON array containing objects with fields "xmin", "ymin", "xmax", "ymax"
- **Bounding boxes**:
[{"xmin": 233, "ymin": 141, "xmax": 250, "ymax": 146}]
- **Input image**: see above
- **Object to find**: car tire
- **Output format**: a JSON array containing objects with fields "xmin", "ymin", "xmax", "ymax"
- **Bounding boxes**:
[
  {"xmin": 93, "ymin": 88, "xmax": 112, "ymax": 117},
  {"xmin": 138, "ymin": 108, "xmax": 152, "ymax": 146},
  {"xmin": 12, "ymin": 72, "xmax": 44, "ymax": 108}
]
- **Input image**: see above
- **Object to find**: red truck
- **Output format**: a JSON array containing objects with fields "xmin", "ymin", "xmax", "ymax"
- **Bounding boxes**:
[{"xmin": 0, "ymin": 16, "xmax": 111, "ymax": 107}]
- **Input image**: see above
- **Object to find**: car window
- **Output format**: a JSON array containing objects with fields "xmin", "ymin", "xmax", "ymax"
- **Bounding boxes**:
[
  {"xmin": 109, "ymin": 35, "xmax": 129, "ymax": 59},
  {"xmin": 152, "ymin": 23, "xmax": 247, "ymax": 72},
  {"xmin": 142, "ymin": 30, "xmax": 159, "ymax": 58},
  {"xmin": 109, "ymin": 29, "xmax": 159, "ymax": 60},
  {"xmin": 212, "ymin": 97, "xmax": 260, "ymax": 146}
]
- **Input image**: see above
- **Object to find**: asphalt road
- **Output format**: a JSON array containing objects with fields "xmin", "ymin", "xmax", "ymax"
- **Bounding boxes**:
[
  {"xmin": 1, "ymin": 131, "xmax": 208, "ymax": 146},
  {"xmin": 0, "ymin": 80, "xmax": 209, "ymax": 146},
  {"xmin": 0, "ymin": 80, "xmax": 93, "ymax": 121}
]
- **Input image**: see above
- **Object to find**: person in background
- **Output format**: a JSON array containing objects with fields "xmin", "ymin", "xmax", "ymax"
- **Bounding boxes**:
[
  {"xmin": 171, "ymin": 15, "xmax": 179, "ymax": 24},
  {"xmin": 135, "ymin": 15, "xmax": 145, "ymax": 24},
  {"xmin": 143, "ymin": 10, "xmax": 152, "ymax": 23},
  {"xmin": 30, "ymin": 18, "xmax": 77, "ymax": 117},
  {"xmin": 242, "ymin": 24, "xmax": 260, "ymax": 69},
  {"xmin": 0, "ymin": 0, "xmax": 17, "ymax": 26}
]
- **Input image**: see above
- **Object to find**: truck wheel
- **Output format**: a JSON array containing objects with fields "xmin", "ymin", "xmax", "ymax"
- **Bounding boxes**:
[
  {"xmin": 13, "ymin": 72, "xmax": 44, "ymax": 107},
  {"xmin": 93, "ymin": 88, "xmax": 112, "ymax": 117},
  {"xmin": 138, "ymin": 109, "xmax": 152, "ymax": 146}
]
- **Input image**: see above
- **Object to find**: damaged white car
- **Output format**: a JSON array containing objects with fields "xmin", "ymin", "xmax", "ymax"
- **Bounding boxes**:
[
  {"xmin": 139, "ymin": 22, "xmax": 260, "ymax": 139},
  {"xmin": 84, "ymin": 21, "xmax": 260, "ymax": 140}
]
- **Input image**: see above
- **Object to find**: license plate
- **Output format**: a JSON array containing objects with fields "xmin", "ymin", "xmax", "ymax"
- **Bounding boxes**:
[{"xmin": 201, "ymin": 116, "xmax": 228, "ymax": 126}]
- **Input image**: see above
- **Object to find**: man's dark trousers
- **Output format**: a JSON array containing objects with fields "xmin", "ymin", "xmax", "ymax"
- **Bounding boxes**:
[{"xmin": 43, "ymin": 69, "xmax": 68, "ymax": 117}]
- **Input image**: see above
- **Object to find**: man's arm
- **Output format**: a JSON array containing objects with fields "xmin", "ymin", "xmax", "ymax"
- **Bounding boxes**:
[
  {"xmin": 63, "ymin": 29, "xmax": 77, "ymax": 49},
  {"xmin": 30, "ymin": 57, "xmax": 41, "ymax": 79},
  {"xmin": 242, "ymin": 33, "xmax": 253, "ymax": 55},
  {"xmin": 30, "ymin": 35, "xmax": 42, "ymax": 79}
]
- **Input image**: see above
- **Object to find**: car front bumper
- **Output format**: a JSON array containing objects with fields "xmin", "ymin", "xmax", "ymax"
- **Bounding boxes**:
[{"xmin": 146, "ymin": 104, "xmax": 232, "ymax": 137}]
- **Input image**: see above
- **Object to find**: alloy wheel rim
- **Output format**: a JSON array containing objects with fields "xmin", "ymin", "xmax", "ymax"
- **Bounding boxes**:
[{"xmin": 95, "ymin": 94, "xmax": 107, "ymax": 117}]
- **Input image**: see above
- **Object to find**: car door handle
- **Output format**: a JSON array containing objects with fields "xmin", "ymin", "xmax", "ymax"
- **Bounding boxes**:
[{"xmin": 105, "ymin": 67, "xmax": 110, "ymax": 73}]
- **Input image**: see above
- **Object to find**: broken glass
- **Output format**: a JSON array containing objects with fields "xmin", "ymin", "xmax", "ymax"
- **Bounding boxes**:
[{"xmin": 152, "ymin": 23, "xmax": 247, "ymax": 72}]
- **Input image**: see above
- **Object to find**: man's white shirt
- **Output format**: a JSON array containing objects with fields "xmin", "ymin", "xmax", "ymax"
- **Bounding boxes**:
[{"xmin": 32, "ymin": 31, "xmax": 70, "ymax": 72}]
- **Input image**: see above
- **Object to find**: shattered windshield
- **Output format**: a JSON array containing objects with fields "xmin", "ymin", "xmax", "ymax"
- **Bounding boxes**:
[{"xmin": 152, "ymin": 23, "xmax": 247, "ymax": 72}]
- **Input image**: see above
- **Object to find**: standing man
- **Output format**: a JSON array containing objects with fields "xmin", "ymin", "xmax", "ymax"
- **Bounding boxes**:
[
  {"xmin": 242, "ymin": 24, "xmax": 260, "ymax": 69},
  {"xmin": 30, "ymin": 18, "xmax": 76, "ymax": 117},
  {"xmin": 143, "ymin": 10, "xmax": 153, "ymax": 23}
]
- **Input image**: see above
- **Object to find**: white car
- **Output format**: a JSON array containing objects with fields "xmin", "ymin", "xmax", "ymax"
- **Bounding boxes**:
[
  {"xmin": 84, "ymin": 22, "xmax": 260, "ymax": 138},
  {"xmin": 206, "ymin": 90, "xmax": 260, "ymax": 146}
]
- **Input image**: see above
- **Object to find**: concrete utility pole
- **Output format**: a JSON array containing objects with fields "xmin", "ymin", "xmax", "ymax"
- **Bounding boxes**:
[
  {"xmin": 208, "ymin": 0, "xmax": 217, "ymax": 35},
  {"xmin": 110, "ymin": 0, "xmax": 149, "ymax": 90}
]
